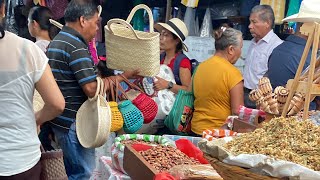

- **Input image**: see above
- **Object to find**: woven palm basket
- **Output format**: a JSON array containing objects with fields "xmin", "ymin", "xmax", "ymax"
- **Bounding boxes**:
[
  {"xmin": 33, "ymin": 90, "xmax": 44, "ymax": 112},
  {"xmin": 204, "ymin": 154, "xmax": 287, "ymax": 180},
  {"xmin": 41, "ymin": 149, "xmax": 68, "ymax": 180}
]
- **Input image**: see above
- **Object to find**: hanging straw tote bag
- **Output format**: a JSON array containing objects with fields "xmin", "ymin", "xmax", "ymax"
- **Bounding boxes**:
[
  {"xmin": 104, "ymin": 77, "xmax": 124, "ymax": 132},
  {"xmin": 104, "ymin": 4, "xmax": 160, "ymax": 77},
  {"xmin": 76, "ymin": 77, "xmax": 112, "ymax": 148}
]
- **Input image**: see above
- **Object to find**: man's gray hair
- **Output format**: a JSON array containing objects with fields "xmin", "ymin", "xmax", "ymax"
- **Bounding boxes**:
[
  {"xmin": 251, "ymin": 5, "xmax": 275, "ymax": 28},
  {"xmin": 214, "ymin": 28, "xmax": 242, "ymax": 51},
  {"xmin": 64, "ymin": 0, "xmax": 98, "ymax": 23}
]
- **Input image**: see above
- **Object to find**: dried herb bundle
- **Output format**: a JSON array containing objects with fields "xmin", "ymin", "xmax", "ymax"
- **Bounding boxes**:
[{"xmin": 224, "ymin": 117, "xmax": 320, "ymax": 171}]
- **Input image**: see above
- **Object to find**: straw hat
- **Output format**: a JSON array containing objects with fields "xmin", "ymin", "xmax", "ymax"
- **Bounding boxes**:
[
  {"xmin": 282, "ymin": 0, "xmax": 320, "ymax": 22},
  {"xmin": 155, "ymin": 18, "xmax": 189, "ymax": 52}
]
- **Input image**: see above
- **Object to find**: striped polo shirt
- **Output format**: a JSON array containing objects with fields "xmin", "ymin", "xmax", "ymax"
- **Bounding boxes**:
[{"xmin": 47, "ymin": 26, "xmax": 97, "ymax": 129}]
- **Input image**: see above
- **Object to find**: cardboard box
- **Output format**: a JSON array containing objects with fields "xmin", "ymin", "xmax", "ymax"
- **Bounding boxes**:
[{"xmin": 123, "ymin": 145, "xmax": 157, "ymax": 180}]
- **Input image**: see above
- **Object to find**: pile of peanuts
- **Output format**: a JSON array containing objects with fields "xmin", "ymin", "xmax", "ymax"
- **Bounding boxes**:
[{"xmin": 139, "ymin": 145, "xmax": 200, "ymax": 172}]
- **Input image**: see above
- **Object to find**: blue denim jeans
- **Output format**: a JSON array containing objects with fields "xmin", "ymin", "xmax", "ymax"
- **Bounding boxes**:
[{"xmin": 52, "ymin": 123, "xmax": 95, "ymax": 180}]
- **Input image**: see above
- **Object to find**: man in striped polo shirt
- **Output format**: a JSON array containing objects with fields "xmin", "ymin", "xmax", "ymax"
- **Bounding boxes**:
[{"xmin": 46, "ymin": 0, "xmax": 138, "ymax": 179}]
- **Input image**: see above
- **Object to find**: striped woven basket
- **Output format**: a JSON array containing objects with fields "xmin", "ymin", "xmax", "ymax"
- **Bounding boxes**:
[{"xmin": 104, "ymin": 4, "xmax": 160, "ymax": 77}]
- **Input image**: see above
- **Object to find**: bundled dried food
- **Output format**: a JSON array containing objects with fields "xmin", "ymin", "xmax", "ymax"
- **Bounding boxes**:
[{"xmin": 224, "ymin": 117, "xmax": 320, "ymax": 171}]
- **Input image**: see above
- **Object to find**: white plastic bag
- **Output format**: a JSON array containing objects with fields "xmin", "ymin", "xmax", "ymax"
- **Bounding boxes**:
[{"xmin": 200, "ymin": 8, "xmax": 213, "ymax": 37}]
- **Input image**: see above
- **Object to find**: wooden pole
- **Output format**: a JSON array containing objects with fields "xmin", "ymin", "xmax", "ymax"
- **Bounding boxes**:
[
  {"xmin": 166, "ymin": 0, "xmax": 172, "ymax": 22},
  {"xmin": 281, "ymin": 23, "xmax": 315, "ymax": 117},
  {"xmin": 303, "ymin": 23, "xmax": 320, "ymax": 120}
]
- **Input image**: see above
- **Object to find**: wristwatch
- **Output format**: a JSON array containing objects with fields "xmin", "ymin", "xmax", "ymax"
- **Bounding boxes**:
[{"xmin": 167, "ymin": 81, "xmax": 174, "ymax": 89}]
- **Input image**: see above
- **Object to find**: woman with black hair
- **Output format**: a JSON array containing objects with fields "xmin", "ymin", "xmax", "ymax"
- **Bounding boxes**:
[
  {"xmin": 28, "ymin": 6, "xmax": 59, "ymax": 52},
  {"xmin": 154, "ymin": 18, "xmax": 192, "ymax": 94}
]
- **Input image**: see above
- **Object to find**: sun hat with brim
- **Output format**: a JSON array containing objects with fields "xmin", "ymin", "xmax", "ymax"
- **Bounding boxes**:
[
  {"xmin": 155, "ymin": 18, "xmax": 189, "ymax": 52},
  {"xmin": 282, "ymin": 0, "xmax": 320, "ymax": 22}
]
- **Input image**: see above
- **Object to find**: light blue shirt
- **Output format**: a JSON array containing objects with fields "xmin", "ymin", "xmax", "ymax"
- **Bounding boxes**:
[{"xmin": 243, "ymin": 30, "xmax": 283, "ymax": 89}]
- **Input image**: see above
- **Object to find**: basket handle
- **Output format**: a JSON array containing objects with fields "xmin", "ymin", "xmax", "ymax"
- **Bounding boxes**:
[
  {"xmin": 89, "ymin": 77, "xmax": 101, "ymax": 101},
  {"xmin": 103, "ymin": 77, "xmax": 111, "ymax": 101},
  {"xmin": 107, "ymin": 19, "xmax": 141, "ymax": 40},
  {"xmin": 98, "ymin": 77, "xmax": 105, "ymax": 97},
  {"xmin": 119, "ymin": 74, "xmax": 144, "ymax": 94},
  {"xmin": 108, "ymin": 77, "xmax": 116, "ymax": 101},
  {"xmin": 126, "ymin": 4, "xmax": 154, "ymax": 33},
  {"xmin": 110, "ymin": 78, "xmax": 129, "ymax": 100}
]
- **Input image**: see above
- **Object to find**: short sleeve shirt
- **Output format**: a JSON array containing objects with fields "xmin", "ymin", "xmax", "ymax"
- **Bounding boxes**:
[
  {"xmin": 47, "ymin": 26, "xmax": 97, "ymax": 128},
  {"xmin": 160, "ymin": 53, "xmax": 191, "ymax": 71},
  {"xmin": 0, "ymin": 31, "xmax": 48, "ymax": 175},
  {"xmin": 191, "ymin": 56, "xmax": 243, "ymax": 135}
]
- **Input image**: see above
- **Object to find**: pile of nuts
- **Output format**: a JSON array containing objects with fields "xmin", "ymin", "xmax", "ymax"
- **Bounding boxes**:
[
  {"xmin": 139, "ymin": 145, "xmax": 200, "ymax": 172},
  {"xmin": 122, "ymin": 139, "xmax": 158, "ymax": 146}
]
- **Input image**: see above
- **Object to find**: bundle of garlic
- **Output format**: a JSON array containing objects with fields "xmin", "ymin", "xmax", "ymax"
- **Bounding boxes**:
[{"xmin": 249, "ymin": 77, "xmax": 305, "ymax": 115}]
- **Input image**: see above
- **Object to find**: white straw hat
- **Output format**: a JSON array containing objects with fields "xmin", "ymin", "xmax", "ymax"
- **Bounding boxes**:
[
  {"xmin": 155, "ymin": 18, "xmax": 189, "ymax": 52},
  {"xmin": 282, "ymin": 0, "xmax": 320, "ymax": 22}
]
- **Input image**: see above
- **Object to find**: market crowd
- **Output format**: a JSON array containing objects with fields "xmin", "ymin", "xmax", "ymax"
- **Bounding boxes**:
[{"xmin": 0, "ymin": 0, "xmax": 318, "ymax": 179}]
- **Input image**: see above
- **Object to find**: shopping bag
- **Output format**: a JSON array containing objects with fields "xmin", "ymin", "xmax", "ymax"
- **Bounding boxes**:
[
  {"xmin": 164, "ymin": 89, "xmax": 194, "ymax": 135},
  {"xmin": 105, "ymin": 4, "xmax": 160, "ymax": 77},
  {"xmin": 76, "ymin": 77, "xmax": 112, "ymax": 148},
  {"xmin": 164, "ymin": 67, "xmax": 198, "ymax": 135}
]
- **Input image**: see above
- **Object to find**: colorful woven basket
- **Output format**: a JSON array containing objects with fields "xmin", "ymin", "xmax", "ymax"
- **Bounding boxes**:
[
  {"xmin": 104, "ymin": 78, "xmax": 124, "ymax": 132},
  {"xmin": 118, "ymin": 100, "xmax": 144, "ymax": 134}
]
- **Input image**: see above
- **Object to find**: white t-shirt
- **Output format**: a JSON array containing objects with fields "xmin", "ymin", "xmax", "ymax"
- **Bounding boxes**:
[
  {"xmin": 35, "ymin": 39, "xmax": 50, "ymax": 52},
  {"xmin": 0, "ymin": 31, "xmax": 48, "ymax": 176}
]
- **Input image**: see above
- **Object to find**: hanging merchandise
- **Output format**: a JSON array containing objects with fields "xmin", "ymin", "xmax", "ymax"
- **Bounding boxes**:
[
  {"xmin": 181, "ymin": 0, "xmax": 199, "ymax": 8},
  {"xmin": 5, "ymin": 0, "xmax": 21, "ymax": 35},
  {"xmin": 200, "ymin": 8, "xmax": 213, "ymax": 37},
  {"xmin": 260, "ymin": 0, "xmax": 286, "ymax": 25},
  {"xmin": 105, "ymin": 4, "xmax": 160, "ymax": 77},
  {"xmin": 285, "ymin": 0, "xmax": 301, "ymax": 27},
  {"xmin": 184, "ymin": 7, "xmax": 197, "ymax": 36},
  {"xmin": 195, "ymin": 16, "xmax": 200, "ymax": 36},
  {"xmin": 45, "ymin": 0, "xmax": 69, "ymax": 20}
]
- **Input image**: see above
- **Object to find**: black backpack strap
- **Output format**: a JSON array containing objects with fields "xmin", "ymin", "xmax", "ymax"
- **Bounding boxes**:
[{"xmin": 173, "ymin": 53, "xmax": 188, "ymax": 85}]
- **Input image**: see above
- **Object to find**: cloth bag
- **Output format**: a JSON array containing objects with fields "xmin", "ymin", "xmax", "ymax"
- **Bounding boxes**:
[
  {"xmin": 105, "ymin": 4, "xmax": 160, "ymax": 77},
  {"xmin": 111, "ymin": 134, "xmax": 173, "ymax": 174},
  {"xmin": 40, "ymin": 145, "xmax": 68, "ymax": 180},
  {"xmin": 76, "ymin": 77, "xmax": 112, "ymax": 148},
  {"xmin": 164, "ymin": 68, "xmax": 197, "ymax": 135},
  {"xmin": 104, "ymin": 78, "xmax": 124, "ymax": 132}
]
